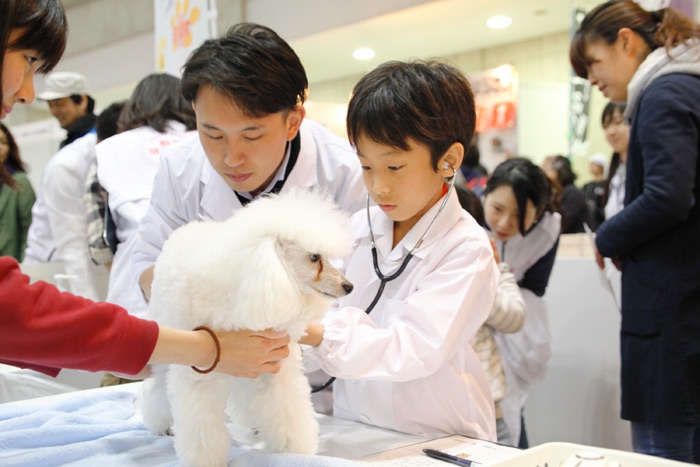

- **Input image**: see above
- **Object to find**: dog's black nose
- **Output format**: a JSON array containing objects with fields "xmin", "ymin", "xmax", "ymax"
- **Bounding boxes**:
[{"xmin": 342, "ymin": 282, "xmax": 354, "ymax": 294}]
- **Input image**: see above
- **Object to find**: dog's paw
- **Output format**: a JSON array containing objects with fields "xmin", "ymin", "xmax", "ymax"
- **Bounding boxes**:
[
  {"xmin": 142, "ymin": 412, "xmax": 174, "ymax": 436},
  {"xmin": 147, "ymin": 421, "xmax": 174, "ymax": 437}
]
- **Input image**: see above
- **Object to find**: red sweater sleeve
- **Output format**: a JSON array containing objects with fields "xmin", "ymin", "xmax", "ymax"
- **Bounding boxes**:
[{"xmin": 0, "ymin": 256, "xmax": 159, "ymax": 376}]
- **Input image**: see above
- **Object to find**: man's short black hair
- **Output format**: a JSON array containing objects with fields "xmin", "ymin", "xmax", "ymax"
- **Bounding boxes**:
[{"xmin": 181, "ymin": 23, "xmax": 307, "ymax": 117}]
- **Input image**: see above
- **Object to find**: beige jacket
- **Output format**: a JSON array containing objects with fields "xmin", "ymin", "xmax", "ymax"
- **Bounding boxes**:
[{"xmin": 471, "ymin": 262, "xmax": 525, "ymax": 408}]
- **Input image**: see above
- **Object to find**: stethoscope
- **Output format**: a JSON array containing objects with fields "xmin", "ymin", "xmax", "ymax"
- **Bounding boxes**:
[{"xmin": 311, "ymin": 167, "xmax": 457, "ymax": 393}]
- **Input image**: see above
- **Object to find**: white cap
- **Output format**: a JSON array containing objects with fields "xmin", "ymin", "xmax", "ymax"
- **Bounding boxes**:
[
  {"xmin": 589, "ymin": 153, "xmax": 609, "ymax": 171},
  {"xmin": 37, "ymin": 71, "xmax": 89, "ymax": 100}
]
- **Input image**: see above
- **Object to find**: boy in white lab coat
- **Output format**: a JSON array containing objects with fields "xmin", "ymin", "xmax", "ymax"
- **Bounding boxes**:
[
  {"xmin": 128, "ymin": 24, "xmax": 365, "ymax": 376},
  {"xmin": 300, "ymin": 60, "xmax": 498, "ymax": 441}
]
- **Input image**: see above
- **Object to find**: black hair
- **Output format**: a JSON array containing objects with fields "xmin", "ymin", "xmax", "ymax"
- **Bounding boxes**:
[
  {"xmin": 0, "ymin": 123, "xmax": 26, "ymax": 172},
  {"xmin": 601, "ymin": 101, "xmax": 628, "ymax": 206},
  {"xmin": 570, "ymin": 0, "xmax": 700, "ymax": 78},
  {"xmin": 484, "ymin": 158, "xmax": 554, "ymax": 236},
  {"xmin": 462, "ymin": 143, "xmax": 481, "ymax": 169},
  {"xmin": 96, "ymin": 101, "xmax": 126, "ymax": 142},
  {"xmin": 69, "ymin": 94, "xmax": 96, "ymax": 114},
  {"xmin": 6, "ymin": 0, "xmax": 67, "ymax": 75},
  {"xmin": 547, "ymin": 154, "xmax": 577, "ymax": 186},
  {"xmin": 346, "ymin": 60, "xmax": 475, "ymax": 170},
  {"xmin": 181, "ymin": 23, "xmax": 307, "ymax": 117},
  {"xmin": 456, "ymin": 185, "xmax": 485, "ymax": 227},
  {"xmin": 119, "ymin": 73, "xmax": 196, "ymax": 133},
  {"xmin": 0, "ymin": 0, "xmax": 67, "ymax": 188}
]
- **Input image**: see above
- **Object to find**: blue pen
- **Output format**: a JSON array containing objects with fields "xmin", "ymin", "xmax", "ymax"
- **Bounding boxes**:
[{"xmin": 423, "ymin": 448, "xmax": 482, "ymax": 466}]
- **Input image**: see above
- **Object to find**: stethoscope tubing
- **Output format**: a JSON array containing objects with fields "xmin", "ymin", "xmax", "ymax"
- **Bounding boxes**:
[{"xmin": 310, "ymin": 169, "xmax": 457, "ymax": 393}]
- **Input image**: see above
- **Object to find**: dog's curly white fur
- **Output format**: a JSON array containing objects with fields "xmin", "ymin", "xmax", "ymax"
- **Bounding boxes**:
[{"xmin": 141, "ymin": 190, "xmax": 352, "ymax": 467}]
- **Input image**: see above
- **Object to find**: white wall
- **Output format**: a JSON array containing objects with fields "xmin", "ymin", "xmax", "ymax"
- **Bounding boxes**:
[
  {"xmin": 310, "ymin": 30, "xmax": 608, "ymax": 177},
  {"xmin": 9, "ymin": 119, "xmax": 65, "ymax": 192},
  {"xmin": 525, "ymin": 240, "xmax": 631, "ymax": 450}
]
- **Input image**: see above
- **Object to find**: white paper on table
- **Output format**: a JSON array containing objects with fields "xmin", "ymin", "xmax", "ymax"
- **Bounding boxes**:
[
  {"xmin": 359, "ymin": 434, "xmax": 519, "ymax": 465},
  {"xmin": 584, "ymin": 223, "xmax": 621, "ymax": 313}
]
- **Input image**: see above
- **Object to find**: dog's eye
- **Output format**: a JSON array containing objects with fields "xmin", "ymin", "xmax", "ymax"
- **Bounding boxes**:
[{"xmin": 309, "ymin": 254, "xmax": 320, "ymax": 262}]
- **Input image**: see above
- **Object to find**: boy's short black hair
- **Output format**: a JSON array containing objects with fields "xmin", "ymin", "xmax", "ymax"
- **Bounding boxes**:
[
  {"xmin": 346, "ymin": 60, "xmax": 476, "ymax": 170},
  {"xmin": 181, "ymin": 23, "xmax": 308, "ymax": 117}
]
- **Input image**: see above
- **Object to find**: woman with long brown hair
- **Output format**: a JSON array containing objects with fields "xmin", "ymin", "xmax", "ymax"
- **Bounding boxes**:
[{"xmin": 571, "ymin": 0, "xmax": 700, "ymax": 460}]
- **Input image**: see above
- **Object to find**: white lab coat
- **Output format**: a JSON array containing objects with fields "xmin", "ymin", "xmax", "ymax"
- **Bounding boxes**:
[
  {"xmin": 131, "ymin": 119, "xmax": 366, "ymax": 315},
  {"xmin": 604, "ymin": 162, "xmax": 625, "ymax": 220},
  {"xmin": 311, "ymin": 192, "xmax": 498, "ymax": 441},
  {"xmin": 96, "ymin": 123, "xmax": 194, "ymax": 317},
  {"xmin": 23, "ymin": 133, "xmax": 104, "ymax": 300},
  {"xmin": 490, "ymin": 211, "xmax": 561, "ymax": 444}
]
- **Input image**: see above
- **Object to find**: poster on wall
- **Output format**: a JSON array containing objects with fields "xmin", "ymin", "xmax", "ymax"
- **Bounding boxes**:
[
  {"xmin": 569, "ymin": 5, "xmax": 590, "ymax": 158},
  {"xmin": 470, "ymin": 64, "xmax": 519, "ymax": 172},
  {"xmin": 154, "ymin": 0, "xmax": 217, "ymax": 77}
]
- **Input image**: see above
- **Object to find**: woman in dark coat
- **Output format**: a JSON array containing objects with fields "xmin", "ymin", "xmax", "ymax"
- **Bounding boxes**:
[{"xmin": 571, "ymin": 0, "xmax": 700, "ymax": 461}]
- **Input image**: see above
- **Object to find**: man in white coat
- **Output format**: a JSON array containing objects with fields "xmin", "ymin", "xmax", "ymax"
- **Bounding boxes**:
[
  {"xmin": 130, "ymin": 23, "xmax": 365, "ymax": 377},
  {"xmin": 23, "ymin": 73, "xmax": 106, "ymax": 300}
]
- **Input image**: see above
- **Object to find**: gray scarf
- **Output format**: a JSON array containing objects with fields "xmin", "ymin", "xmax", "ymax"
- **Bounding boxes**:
[{"xmin": 624, "ymin": 38, "xmax": 700, "ymax": 122}]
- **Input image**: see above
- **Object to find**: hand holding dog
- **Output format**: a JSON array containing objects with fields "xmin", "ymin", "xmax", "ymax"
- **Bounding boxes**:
[
  {"xmin": 127, "ymin": 327, "xmax": 291, "ymax": 380},
  {"xmin": 216, "ymin": 328, "xmax": 291, "ymax": 377}
]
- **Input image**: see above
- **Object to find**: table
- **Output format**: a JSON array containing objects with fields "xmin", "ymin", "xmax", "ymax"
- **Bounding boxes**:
[{"xmin": 0, "ymin": 382, "xmax": 447, "ymax": 466}]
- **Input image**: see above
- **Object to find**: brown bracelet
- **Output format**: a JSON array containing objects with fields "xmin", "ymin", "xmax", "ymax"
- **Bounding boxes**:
[{"xmin": 191, "ymin": 326, "xmax": 221, "ymax": 374}]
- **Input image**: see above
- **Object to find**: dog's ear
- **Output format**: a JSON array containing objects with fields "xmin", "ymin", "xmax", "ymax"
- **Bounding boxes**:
[{"xmin": 233, "ymin": 236, "xmax": 302, "ymax": 329}]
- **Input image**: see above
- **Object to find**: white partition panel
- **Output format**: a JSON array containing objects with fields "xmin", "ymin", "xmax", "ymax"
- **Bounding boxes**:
[{"xmin": 525, "ymin": 252, "xmax": 631, "ymax": 450}]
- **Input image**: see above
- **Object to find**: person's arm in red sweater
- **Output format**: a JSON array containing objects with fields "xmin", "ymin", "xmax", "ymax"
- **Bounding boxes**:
[{"xmin": 0, "ymin": 257, "xmax": 290, "ymax": 377}]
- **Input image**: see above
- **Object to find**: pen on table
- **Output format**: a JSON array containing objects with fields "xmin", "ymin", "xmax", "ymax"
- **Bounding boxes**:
[{"xmin": 423, "ymin": 448, "xmax": 482, "ymax": 466}]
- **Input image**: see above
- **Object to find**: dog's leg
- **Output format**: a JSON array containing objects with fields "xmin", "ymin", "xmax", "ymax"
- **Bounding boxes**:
[
  {"xmin": 251, "ymin": 344, "xmax": 319, "ymax": 454},
  {"xmin": 141, "ymin": 364, "xmax": 173, "ymax": 435},
  {"xmin": 168, "ymin": 365, "xmax": 231, "ymax": 467}
]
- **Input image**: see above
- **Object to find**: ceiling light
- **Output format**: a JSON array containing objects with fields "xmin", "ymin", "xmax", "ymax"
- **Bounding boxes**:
[
  {"xmin": 487, "ymin": 16, "xmax": 512, "ymax": 29},
  {"xmin": 353, "ymin": 48, "xmax": 375, "ymax": 60}
]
